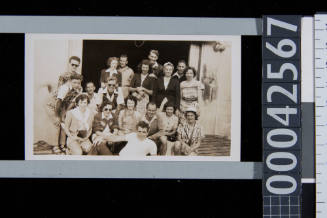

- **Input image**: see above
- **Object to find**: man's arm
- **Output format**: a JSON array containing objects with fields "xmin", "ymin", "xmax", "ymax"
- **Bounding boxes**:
[
  {"xmin": 104, "ymin": 134, "xmax": 127, "ymax": 142},
  {"xmin": 175, "ymin": 80, "xmax": 180, "ymax": 110},
  {"xmin": 55, "ymin": 99, "xmax": 63, "ymax": 117},
  {"xmin": 116, "ymin": 87, "xmax": 125, "ymax": 105},
  {"xmin": 141, "ymin": 87, "xmax": 153, "ymax": 96},
  {"xmin": 148, "ymin": 142, "xmax": 157, "ymax": 156}
]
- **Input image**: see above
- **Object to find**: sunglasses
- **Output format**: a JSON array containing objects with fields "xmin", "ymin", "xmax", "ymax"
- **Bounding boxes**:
[
  {"xmin": 71, "ymin": 63, "xmax": 79, "ymax": 67},
  {"xmin": 103, "ymin": 108, "xmax": 112, "ymax": 111}
]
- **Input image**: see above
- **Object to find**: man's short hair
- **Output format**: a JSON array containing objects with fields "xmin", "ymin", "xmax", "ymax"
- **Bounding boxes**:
[
  {"xmin": 70, "ymin": 73, "xmax": 83, "ymax": 81},
  {"xmin": 178, "ymin": 60, "xmax": 187, "ymax": 65},
  {"xmin": 86, "ymin": 81, "xmax": 95, "ymax": 87},
  {"xmin": 149, "ymin": 49, "xmax": 159, "ymax": 57},
  {"xmin": 136, "ymin": 121, "xmax": 150, "ymax": 132},
  {"xmin": 146, "ymin": 102, "xmax": 157, "ymax": 109},
  {"xmin": 105, "ymin": 76, "xmax": 117, "ymax": 84},
  {"xmin": 120, "ymin": 54, "xmax": 128, "ymax": 60},
  {"xmin": 69, "ymin": 56, "xmax": 81, "ymax": 63}
]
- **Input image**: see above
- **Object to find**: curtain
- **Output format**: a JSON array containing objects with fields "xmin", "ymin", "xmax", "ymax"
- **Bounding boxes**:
[{"xmin": 189, "ymin": 41, "xmax": 232, "ymax": 139}]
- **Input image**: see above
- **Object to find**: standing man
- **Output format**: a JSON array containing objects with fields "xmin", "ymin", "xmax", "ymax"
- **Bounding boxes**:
[
  {"xmin": 85, "ymin": 82, "xmax": 100, "ymax": 113},
  {"xmin": 148, "ymin": 49, "xmax": 163, "ymax": 78},
  {"xmin": 57, "ymin": 56, "xmax": 81, "ymax": 88},
  {"xmin": 117, "ymin": 54, "xmax": 134, "ymax": 98},
  {"xmin": 172, "ymin": 60, "xmax": 187, "ymax": 83}
]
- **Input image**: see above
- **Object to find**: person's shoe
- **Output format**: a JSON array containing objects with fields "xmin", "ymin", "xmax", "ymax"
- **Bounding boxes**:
[{"xmin": 52, "ymin": 146, "xmax": 61, "ymax": 154}]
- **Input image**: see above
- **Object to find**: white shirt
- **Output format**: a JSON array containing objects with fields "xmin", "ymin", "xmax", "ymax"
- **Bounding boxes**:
[
  {"xmin": 84, "ymin": 92, "xmax": 100, "ymax": 113},
  {"xmin": 140, "ymin": 73, "xmax": 147, "ymax": 86},
  {"xmin": 102, "ymin": 112, "xmax": 113, "ymax": 134},
  {"xmin": 119, "ymin": 133, "xmax": 157, "ymax": 157},
  {"xmin": 163, "ymin": 77, "xmax": 170, "ymax": 90},
  {"xmin": 98, "ymin": 86, "xmax": 124, "ymax": 106},
  {"xmin": 57, "ymin": 82, "xmax": 72, "ymax": 100},
  {"xmin": 71, "ymin": 107, "xmax": 92, "ymax": 131},
  {"xmin": 105, "ymin": 68, "xmax": 118, "ymax": 78}
]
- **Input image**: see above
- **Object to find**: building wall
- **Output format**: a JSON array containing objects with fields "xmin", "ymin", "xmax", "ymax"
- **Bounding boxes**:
[
  {"xmin": 33, "ymin": 39, "xmax": 82, "ymax": 145},
  {"xmin": 192, "ymin": 41, "xmax": 232, "ymax": 139}
]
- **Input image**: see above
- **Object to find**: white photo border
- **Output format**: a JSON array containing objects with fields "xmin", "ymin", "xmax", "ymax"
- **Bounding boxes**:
[{"xmin": 25, "ymin": 33, "xmax": 241, "ymax": 161}]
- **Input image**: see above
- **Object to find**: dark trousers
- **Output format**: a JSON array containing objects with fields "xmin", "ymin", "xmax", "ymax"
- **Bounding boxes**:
[{"xmin": 88, "ymin": 142, "xmax": 113, "ymax": 155}]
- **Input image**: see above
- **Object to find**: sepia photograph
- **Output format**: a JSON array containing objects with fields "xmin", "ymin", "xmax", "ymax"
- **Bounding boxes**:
[{"xmin": 25, "ymin": 34, "xmax": 241, "ymax": 161}]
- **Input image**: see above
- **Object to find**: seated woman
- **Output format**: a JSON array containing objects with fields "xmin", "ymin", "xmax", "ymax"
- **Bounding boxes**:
[
  {"xmin": 118, "ymin": 95, "xmax": 141, "ymax": 135},
  {"xmin": 172, "ymin": 106, "xmax": 204, "ymax": 156},
  {"xmin": 157, "ymin": 100, "xmax": 179, "ymax": 155},
  {"xmin": 129, "ymin": 59, "xmax": 156, "ymax": 116},
  {"xmin": 63, "ymin": 94, "xmax": 95, "ymax": 155},
  {"xmin": 179, "ymin": 67, "xmax": 204, "ymax": 121},
  {"xmin": 88, "ymin": 102, "xmax": 119, "ymax": 155}
]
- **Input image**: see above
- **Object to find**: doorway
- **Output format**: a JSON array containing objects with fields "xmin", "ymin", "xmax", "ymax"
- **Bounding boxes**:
[{"xmin": 82, "ymin": 40, "xmax": 191, "ymax": 89}]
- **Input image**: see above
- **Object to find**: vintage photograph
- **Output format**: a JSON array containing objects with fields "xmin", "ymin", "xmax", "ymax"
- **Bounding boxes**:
[{"xmin": 25, "ymin": 34, "xmax": 241, "ymax": 161}]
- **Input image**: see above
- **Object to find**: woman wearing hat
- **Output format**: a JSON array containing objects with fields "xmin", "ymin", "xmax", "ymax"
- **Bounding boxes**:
[{"xmin": 172, "ymin": 106, "xmax": 204, "ymax": 156}]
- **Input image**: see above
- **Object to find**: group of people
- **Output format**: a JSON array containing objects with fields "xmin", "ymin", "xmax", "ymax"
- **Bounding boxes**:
[{"xmin": 52, "ymin": 49, "xmax": 205, "ymax": 157}]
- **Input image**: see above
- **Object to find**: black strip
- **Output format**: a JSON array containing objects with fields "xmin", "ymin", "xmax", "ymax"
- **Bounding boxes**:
[
  {"xmin": 0, "ymin": 33, "xmax": 25, "ymax": 160},
  {"xmin": 241, "ymin": 36, "xmax": 262, "ymax": 162},
  {"xmin": 302, "ymin": 183, "xmax": 315, "ymax": 218},
  {"xmin": 0, "ymin": 178, "xmax": 262, "ymax": 217}
]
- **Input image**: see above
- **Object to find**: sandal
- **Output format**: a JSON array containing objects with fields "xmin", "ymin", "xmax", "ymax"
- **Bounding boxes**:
[
  {"xmin": 59, "ymin": 145, "xmax": 67, "ymax": 152},
  {"xmin": 52, "ymin": 146, "xmax": 61, "ymax": 154}
]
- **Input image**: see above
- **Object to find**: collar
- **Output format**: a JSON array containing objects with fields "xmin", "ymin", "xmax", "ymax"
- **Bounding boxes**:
[
  {"xmin": 86, "ymin": 92, "xmax": 95, "ymax": 99},
  {"xmin": 100, "ymin": 87, "xmax": 119, "ymax": 95},
  {"xmin": 101, "ymin": 112, "xmax": 113, "ymax": 120},
  {"xmin": 119, "ymin": 66, "xmax": 129, "ymax": 71},
  {"xmin": 152, "ymin": 62, "xmax": 158, "ymax": 68},
  {"xmin": 142, "ymin": 114, "xmax": 157, "ymax": 125},
  {"xmin": 105, "ymin": 68, "xmax": 118, "ymax": 74},
  {"xmin": 172, "ymin": 72, "xmax": 182, "ymax": 78},
  {"xmin": 185, "ymin": 120, "xmax": 199, "ymax": 128},
  {"xmin": 64, "ymin": 82, "xmax": 72, "ymax": 90},
  {"xmin": 141, "ymin": 73, "xmax": 148, "ymax": 78}
]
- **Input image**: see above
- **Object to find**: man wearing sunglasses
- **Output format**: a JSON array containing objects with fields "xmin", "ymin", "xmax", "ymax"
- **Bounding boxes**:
[
  {"xmin": 89, "ymin": 102, "xmax": 119, "ymax": 155},
  {"xmin": 98, "ymin": 77, "xmax": 124, "ymax": 112},
  {"xmin": 57, "ymin": 56, "xmax": 81, "ymax": 88}
]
